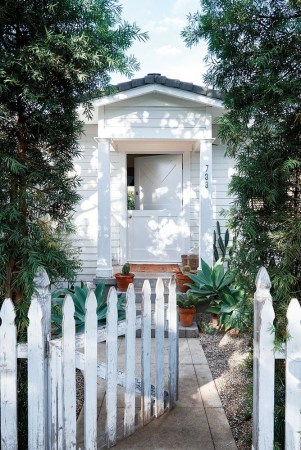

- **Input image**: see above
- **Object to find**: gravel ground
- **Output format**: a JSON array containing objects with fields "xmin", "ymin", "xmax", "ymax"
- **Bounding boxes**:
[
  {"xmin": 76, "ymin": 369, "xmax": 85, "ymax": 419},
  {"xmin": 198, "ymin": 315, "xmax": 253, "ymax": 450}
]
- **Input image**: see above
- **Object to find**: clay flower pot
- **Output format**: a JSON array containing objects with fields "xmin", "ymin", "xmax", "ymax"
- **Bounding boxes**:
[
  {"xmin": 175, "ymin": 272, "xmax": 192, "ymax": 293},
  {"xmin": 178, "ymin": 305, "xmax": 196, "ymax": 327},
  {"xmin": 115, "ymin": 273, "xmax": 135, "ymax": 292}
]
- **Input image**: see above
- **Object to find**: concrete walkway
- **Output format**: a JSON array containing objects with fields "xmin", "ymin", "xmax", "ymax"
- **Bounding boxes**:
[{"xmin": 77, "ymin": 337, "xmax": 237, "ymax": 450}]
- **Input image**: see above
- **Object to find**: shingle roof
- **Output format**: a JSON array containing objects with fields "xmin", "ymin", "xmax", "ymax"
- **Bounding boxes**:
[{"xmin": 115, "ymin": 73, "xmax": 223, "ymax": 100}]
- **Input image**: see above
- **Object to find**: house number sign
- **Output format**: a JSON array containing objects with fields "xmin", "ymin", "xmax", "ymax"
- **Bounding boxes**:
[{"xmin": 204, "ymin": 164, "xmax": 209, "ymax": 189}]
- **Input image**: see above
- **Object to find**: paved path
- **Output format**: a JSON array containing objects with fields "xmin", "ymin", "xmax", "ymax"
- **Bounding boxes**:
[{"xmin": 77, "ymin": 338, "xmax": 237, "ymax": 450}]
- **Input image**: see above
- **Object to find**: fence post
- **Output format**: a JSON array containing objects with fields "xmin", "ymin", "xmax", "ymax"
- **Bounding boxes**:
[
  {"xmin": 32, "ymin": 268, "xmax": 51, "ymax": 449},
  {"xmin": 0, "ymin": 299, "xmax": 17, "ymax": 449},
  {"xmin": 253, "ymin": 267, "xmax": 274, "ymax": 450},
  {"xmin": 285, "ymin": 299, "xmax": 301, "ymax": 449},
  {"xmin": 168, "ymin": 275, "xmax": 178, "ymax": 406}
]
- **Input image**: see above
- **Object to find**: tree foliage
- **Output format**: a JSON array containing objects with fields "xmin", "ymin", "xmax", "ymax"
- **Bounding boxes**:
[
  {"xmin": 183, "ymin": 0, "xmax": 301, "ymax": 304},
  {"xmin": 0, "ymin": 0, "xmax": 147, "ymax": 304}
]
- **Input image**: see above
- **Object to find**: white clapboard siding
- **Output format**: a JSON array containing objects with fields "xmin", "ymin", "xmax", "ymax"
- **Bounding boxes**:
[
  {"xmin": 28, "ymin": 297, "xmax": 46, "ymax": 450},
  {"xmin": 124, "ymin": 283, "xmax": 137, "ymax": 437},
  {"xmin": 0, "ymin": 298, "xmax": 17, "ymax": 449},
  {"xmin": 62, "ymin": 295, "xmax": 76, "ymax": 450},
  {"xmin": 285, "ymin": 299, "xmax": 301, "ymax": 450},
  {"xmin": 168, "ymin": 276, "xmax": 178, "ymax": 406},
  {"xmin": 106, "ymin": 287, "xmax": 118, "ymax": 448},
  {"xmin": 141, "ymin": 280, "xmax": 152, "ymax": 425},
  {"xmin": 84, "ymin": 290, "xmax": 98, "ymax": 450},
  {"xmin": 155, "ymin": 278, "xmax": 165, "ymax": 417}
]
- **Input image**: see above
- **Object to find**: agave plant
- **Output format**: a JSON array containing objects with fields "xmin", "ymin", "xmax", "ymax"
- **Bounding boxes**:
[
  {"xmin": 51, "ymin": 282, "xmax": 125, "ymax": 335},
  {"xmin": 186, "ymin": 259, "xmax": 246, "ymax": 331},
  {"xmin": 186, "ymin": 259, "xmax": 235, "ymax": 300}
]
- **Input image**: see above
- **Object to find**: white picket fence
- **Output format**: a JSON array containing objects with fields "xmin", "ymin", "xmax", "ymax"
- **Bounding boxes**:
[
  {"xmin": 253, "ymin": 267, "xmax": 301, "ymax": 450},
  {"xmin": 0, "ymin": 269, "xmax": 178, "ymax": 450}
]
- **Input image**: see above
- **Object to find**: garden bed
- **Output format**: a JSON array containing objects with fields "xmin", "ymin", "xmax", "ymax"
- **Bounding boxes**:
[{"xmin": 198, "ymin": 314, "xmax": 252, "ymax": 449}]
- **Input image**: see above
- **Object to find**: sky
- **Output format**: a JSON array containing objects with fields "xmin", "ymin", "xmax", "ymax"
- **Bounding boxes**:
[{"xmin": 110, "ymin": 0, "xmax": 208, "ymax": 86}]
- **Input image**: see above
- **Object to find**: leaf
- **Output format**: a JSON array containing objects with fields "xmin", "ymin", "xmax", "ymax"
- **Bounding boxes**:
[
  {"xmin": 95, "ymin": 282, "xmax": 106, "ymax": 305},
  {"xmin": 200, "ymin": 259, "xmax": 213, "ymax": 285},
  {"xmin": 225, "ymin": 229, "xmax": 230, "ymax": 248},
  {"xmin": 213, "ymin": 263, "xmax": 225, "ymax": 287},
  {"xmin": 74, "ymin": 286, "xmax": 86, "ymax": 313}
]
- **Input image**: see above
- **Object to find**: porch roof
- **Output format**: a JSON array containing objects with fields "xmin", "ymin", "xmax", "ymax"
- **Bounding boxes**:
[{"xmin": 115, "ymin": 73, "xmax": 223, "ymax": 100}]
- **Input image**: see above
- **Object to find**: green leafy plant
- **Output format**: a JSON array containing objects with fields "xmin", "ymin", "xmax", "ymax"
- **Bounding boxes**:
[
  {"xmin": 122, "ymin": 262, "xmax": 131, "ymax": 275},
  {"xmin": 213, "ymin": 221, "xmax": 230, "ymax": 262},
  {"xmin": 51, "ymin": 282, "xmax": 125, "ymax": 335},
  {"xmin": 177, "ymin": 292, "xmax": 199, "ymax": 309},
  {"xmin": 186, "ymin": 259, "xmax": 247, "ymax": 331}
]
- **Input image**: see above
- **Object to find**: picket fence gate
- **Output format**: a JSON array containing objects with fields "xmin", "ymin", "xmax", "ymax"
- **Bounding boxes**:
[
  {"xmin": 253, "ymin": 267, "xmax": 301, "ymax": 450},
  {"xmin": 0, "ymin": 269, "xmax": 178, "ymax": 450}
]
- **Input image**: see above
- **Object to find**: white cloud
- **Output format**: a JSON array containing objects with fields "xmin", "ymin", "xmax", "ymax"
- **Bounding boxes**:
[
  {"xmin": 146, "ymin": 17, "xmax": 186, "ymax": 33},
  {"xmin": 156, "ymin": 45, "xmax": 181, "ymax": 56}
]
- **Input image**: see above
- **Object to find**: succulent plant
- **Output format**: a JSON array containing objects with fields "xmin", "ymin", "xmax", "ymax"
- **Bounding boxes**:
[
  {"xmin": 51, "ymin": 282, "xmax": 125, "ymax": 336},
  {"xmin": 182, "ymin": 265, "xmax": 191, "ymax": 273},
  {"xmin": 122, "ymin": 262, "xmax": 131, "ymax": 275}
]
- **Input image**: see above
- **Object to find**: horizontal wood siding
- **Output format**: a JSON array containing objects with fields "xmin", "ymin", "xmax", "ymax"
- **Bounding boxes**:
[
  {"xmin": 104, "ymin": 93, "xmax": 206, "ymax": 134},
  {"xmin": 73, "ymin": 124, "xmax": 98, "ymax": 281},
  {"xmin": 212, "ymin": 143, "xmax": 235, "ymax": 233},
  {"xmin": 189, "ymin": 139, "xmax": 235, "ymax": 249}
]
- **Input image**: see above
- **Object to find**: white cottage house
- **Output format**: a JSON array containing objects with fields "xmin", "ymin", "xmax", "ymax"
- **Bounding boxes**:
[{"xmin": 74, "ymin": 74, "xmax": 234, "ymax": 281}]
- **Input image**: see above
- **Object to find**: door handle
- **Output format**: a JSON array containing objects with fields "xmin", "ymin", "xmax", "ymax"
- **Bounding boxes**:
[{"xmin": 128, "ymin": 214, "xmax": 132, "ymax": 219}]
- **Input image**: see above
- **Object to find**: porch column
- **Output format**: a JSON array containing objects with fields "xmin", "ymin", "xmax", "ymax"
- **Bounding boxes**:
[
  {"xmin": 95, "ymin": 138, "xmax": 113, "ymax": 278},
  {"xmin": 199, "ymin": 138, "xmax": 215, "ymax": 268}
]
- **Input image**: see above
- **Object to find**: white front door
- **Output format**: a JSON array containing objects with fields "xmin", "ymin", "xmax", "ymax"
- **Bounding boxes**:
[{"xmin": 128, "ymin": 155, "xmax": 189, "ymax": 262}]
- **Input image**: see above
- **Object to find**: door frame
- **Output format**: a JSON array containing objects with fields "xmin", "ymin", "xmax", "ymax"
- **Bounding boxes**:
[{"xmin": 117, "ymin": 146, "xmax": 191, "ymax": 264}]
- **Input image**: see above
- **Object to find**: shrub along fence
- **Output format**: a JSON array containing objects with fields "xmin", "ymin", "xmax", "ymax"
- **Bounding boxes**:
[
  {"xmin": 253, "ymin": 267, "xmax": 301, "ymax": 450},
  {"xmin": 0, "ymin": 269, "xmax": 178, "ymax": 450}
]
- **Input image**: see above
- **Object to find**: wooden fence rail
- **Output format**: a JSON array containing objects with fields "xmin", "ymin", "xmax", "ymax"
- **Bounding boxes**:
[
  {"xmin": 253, "ymin": 267, "xmax": 301, "ymax": 450},
  {"xmin": 0, "ymin": 270, "xmax": 178, "ymax": 450}
]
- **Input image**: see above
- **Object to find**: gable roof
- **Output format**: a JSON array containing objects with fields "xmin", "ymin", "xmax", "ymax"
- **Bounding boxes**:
[{"xmin": 115, "ymin": 73, "xmax": 223, "ymax": 100}]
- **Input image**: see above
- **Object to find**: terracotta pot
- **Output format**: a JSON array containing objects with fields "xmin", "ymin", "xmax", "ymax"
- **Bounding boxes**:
[
  {"xmin": 176, "ymin": 272, "xmax": 192, "ymax": 292},
  {"xmin": 181, "ymin": 254, "xmax": 188, "ymax": 266},
  {"xmin": 178, "ymin": 306, "xmax": 196, "ymax": 327},
  {"xmin": 115, "ymin": 273, "xmax": 135, "ymax": 292},
  {"xmin": 188, "ymin": 255, "xmax": 199, "ymax": 270}
]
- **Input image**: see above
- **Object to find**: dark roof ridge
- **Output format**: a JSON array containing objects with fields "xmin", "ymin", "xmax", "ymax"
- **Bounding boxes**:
[{"xmin": 115, "ymin": 73, "xmax": 223, "ymax": 100}]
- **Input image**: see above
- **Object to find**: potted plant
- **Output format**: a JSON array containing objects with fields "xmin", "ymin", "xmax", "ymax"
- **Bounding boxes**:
[
  {"xmin": 175, "ymin": 265, "xmax": 195, "ymax": 292},
  {"xmin": 177, "ymin": 292, "xmax": 199, "ymax": 327},
  {"xmin": 115, "ymin": 262, "xmax": 135, "ymax": 292},
  {"xmin": 185, "ymin": 259, "xmax": 245, "ymax": 331}
]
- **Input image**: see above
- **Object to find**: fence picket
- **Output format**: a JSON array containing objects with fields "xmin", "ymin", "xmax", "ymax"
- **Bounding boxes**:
[
  {"xmin": 168, "ymin": 276, "xmax": 178, "ymax": 406},
  {"xmin": 84, "ymin": 290, "xmax": 98, "ymax": 450},
  {"xmin": 28, "ymin": 297, "xmax": 46, "ymax": 450},
  {"xmin": 62, "ymin": 295, "xmax": 76, "ymax": 449},
  {"xmin": 0, "ymin": 274, "xmax": 179, "ymax": 450},
  {"xmin": 285, "ymin": 298, "xmax": 301, "ymax": 450},
  {"xmin": 257, "ymin": 299, "xmax": 275, "ymax": 450},
  {"xmin": 50, "ymin": 341, "xmax": 64, "ymax": 450},
  {"xmin": 124, "ymin": 284, "xmax": 137, "ymax": 437},
  {"xmin": 106, "ymin": 287, "xmax": 118, "ymax": 447},
  {"xmin": 141, "ymin": 280, "xmax": 152, "ymax": 425},
  {"xmin": 155, "ymin": 278, "xmax": 165, "ymax": 417},
  {"xmin": 0, "ymin": 298, "xmax": 17, "ymax": 450}
]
